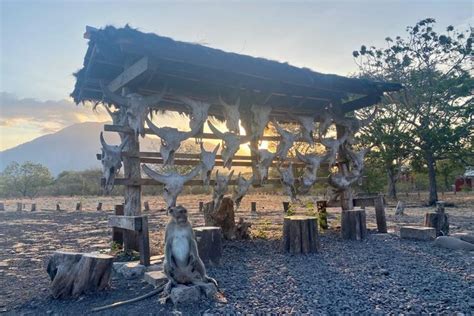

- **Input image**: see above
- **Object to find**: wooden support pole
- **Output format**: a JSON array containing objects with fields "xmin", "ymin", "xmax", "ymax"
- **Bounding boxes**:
[
  {"xmin": 283, "ymin": 201, "xmax": 290, "ymax": 213},
  {"xmin": 251, "ymin": 202, "xmax": 257, "ymax": 213},
  {"xmin": 97, "ymin": 202, "xmax": 102, "ymax": 211},
  {"xmin": 112, "ymin": 205, "xmax": 124, "ymax": 247},
  {"xmin": 16, "ymin": 202, "xmax": 22, "ymax": 212},
  {"xmin": 341, "ymin": 208, "xmax": 367, "ymax": 240},
  {"xmin": 138, "ymin": 216, "xmax": 150, "ymax": 266},
  {"xmin": 31, "ymin": 203, "xmax": 37, "ymax": 212},
  {"xmin": 374, "ymin": 195, "xmax": 387, "ymax": 233},
  {"xmin": 76, "ymin": 202, "xmax": 82, "ymax": 211},
  {"xmin": 316, "ymin": 200, "xmax": 328, "ymax": 230},
  {"xmin": 199, "ymin": 201, "xmax": 204, "ymax": 213},
  {"xmin": 336, "ymin": 124, "xmax": 353, "ymax": 211}
]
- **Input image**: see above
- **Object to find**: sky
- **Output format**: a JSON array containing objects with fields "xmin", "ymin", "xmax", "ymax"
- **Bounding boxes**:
[{"xmin": 0, "ymin": 0, "xmax": 472, "ymax": 150}]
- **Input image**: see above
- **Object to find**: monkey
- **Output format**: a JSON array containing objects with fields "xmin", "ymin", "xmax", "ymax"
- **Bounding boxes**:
[{"xmin": 163, "ymin": 205, "xmax": 218, "ymax": 294}]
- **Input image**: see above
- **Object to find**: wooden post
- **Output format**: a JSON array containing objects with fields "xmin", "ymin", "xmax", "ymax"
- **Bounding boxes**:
[
  {"xmin": 199, "ymin": 201, "xmax": 204, "ymax": 213},
  {"xmin": 316, "ymin": 200, "xmax": 328, "ymax": 229},
  {"xmin": 138, "ymin": 216, "xmax": 150, "ymax": 266},
  {"xmin": 112, "ymin": 205, "xmax": 124, "ymax": 247},
  {"xmin": 374, "ymin": 195, "xmax": 387, "ymax": 233},
  {"xmin": 16, "ymin": 202, "xmax": 22, "ymax": 212},
  {"xmin": 194, "ymin": 227, "xmax": 223, "ymax": 267},
  {"xmin": 96, "ymin": 202, "xmax": 102, "ymax": 211},
  {"xmin": 251, "ymin": 201, "xmax": 257, "ymax": 213},
  {"xmin": 143, "ymin": 201, "xmax": 150, "ymax": 212},
  {"xmin": 31, "ymin": 203, "xmax": 37, "ymax": 212},
  {"xmin": 76, "ymin": 202, "xmax": 82, "ymax": 211},
  {"xmin": 282, "ymin": 216, "xmax": 319, "ymax": 254},
  {"xmin": 336, "ymin": 124, "xmax": 353, "ymax": 211},
  {"xmin": 282, "ymin": 201, "xmax": 290, "ymax": 213},
  {"xmin": 56, "ymin": 203, "xmax": 61, "ymax": 211},
  {"xmin": 341, "ymin": 208, "xmax": 367, "ymax": 240},
  {"xmin": 0, "ymin": 202, "xmax": 4, "ymax": 211},
  {"xmin": 424, "ymin": 201, "xmax": 449, "ymax": 236}
]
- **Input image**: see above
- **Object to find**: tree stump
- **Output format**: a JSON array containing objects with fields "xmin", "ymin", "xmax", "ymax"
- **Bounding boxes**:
[
  {"xmin": 251, "ymin": 202, "xmax": 257, "ymax": 213},
  {"xmin": 341, "ymin": 208, "xmax": 367, "ymax": 240},
  {"xmin": 424, "ymin": 201, "xmax": 449, "ymax": 236},
  {"xmin": 144, "ymin": 201, "xmax": 150, "ymax": 212},
  {"xmin": 374, "ymin": 195, "xmax": 387, "ymax": 233},
  {"xmin": 193, "ymin": 227, "xmax": 222, "ymax": 267},
  {"xmin": 31, "ymin": 203, "xmax": 37, "ymax": 212},
  {"xmin": 203, "ymin": 197, "xmax": 235, "ymax": 240},
  {"xmin": 199, "ymin": 201, "xmax": 204, "ymax": 213},
  {"xmin": 46, "ymin": 251, "xmax": 113, "ymax": 298},
  {"xmin": 283, "ymin": 216, "xmax": 319, "ymax": 254},
  {"xmin": 56, "ymin": 203, "xmax": 61, "ymax": 211},
  {"xmin": 282, "ymin": 202, "xmax": 290, "ymax": 213}
]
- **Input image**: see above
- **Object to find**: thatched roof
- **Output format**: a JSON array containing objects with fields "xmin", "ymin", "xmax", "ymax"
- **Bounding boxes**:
[{"xmin": 71, "ymin": 25, "xmax": 401, "ymax": 118}]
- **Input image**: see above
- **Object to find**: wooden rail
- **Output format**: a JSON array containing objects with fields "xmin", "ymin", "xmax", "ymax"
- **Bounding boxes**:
[{"xmin": 103, "ymin": 177, "xmax": 328, "ymax": 186}]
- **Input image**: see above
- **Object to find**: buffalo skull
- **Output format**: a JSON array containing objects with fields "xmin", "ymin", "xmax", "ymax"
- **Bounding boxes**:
[
  {"xmin": 100, "ymin": 132, "xmax": 126, "ymax": 194},
  {"xmin": 219, "ymin": 96, "xmax": 241, "ymax": 134},
  {"xmin": 232, "ymin": 172, "xmax": 253, "ymax": 211},
  {"xmin": 208, "ymin": 121, "xmax": 250, "ymax": 169},
  {"xmin": 200, "ymin": 142, "xmax": 220, "ymax": 186},
  {"xmin": 213, "ymin": 169, "xmax": 234, "ymax": 209}
]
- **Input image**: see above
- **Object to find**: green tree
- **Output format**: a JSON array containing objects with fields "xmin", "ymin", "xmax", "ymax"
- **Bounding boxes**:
[
  {"xmin": 353, "ymin": 18, "xmax": 473, "ymax": 205},
  {"xmin": 0, "ymin": 161, "xmax": 53, "ymax": 198}
]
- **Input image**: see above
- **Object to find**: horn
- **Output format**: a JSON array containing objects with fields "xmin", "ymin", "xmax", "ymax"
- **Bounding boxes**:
[
  {"xmin": 200, "ymin": 142, "xmax": 205, "ymax": 152},
  {"xmin": 212, "ymin": 143, "xmax": 220, "ymax": 155},
  {"xmin": 295, "ymin": 149, "xmax": 308, "ymax": 164},
  {"xmin": 119, "ymin": 138, "xmax": 128, "ymax": 151},
  {"xmin": 145, "ymin": 117, "xmax": 166, "ymax": 139},
  {"xmin": 100, "ymin": 132, "xmax": 113, "ymax": 152},
  {"xmin": 142, "ymin": 164, "xmax": 169, "ymax": 184},
  {"xmin": 207, "ymin": 121, "xmax": 225, "ymax": 139},
  {"xmin": 100, "ymin": 81, "xmax": 128, "ymax": 106},
  {"xmin": 228, "ymin": 170, "xmax": 234, "ymax": 181}
]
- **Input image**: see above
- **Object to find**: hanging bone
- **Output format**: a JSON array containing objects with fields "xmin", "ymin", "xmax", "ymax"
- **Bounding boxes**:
[
  {"xmin": 318, "ymin": 111, "xmax": 334, "ymax": 137},
  {"xmin": 333, "ymin": 108, "xmax": 378, "ymax": 144},
  {"xmin": 101, "ymin": 83, "xmax": 166, "ymax": 137},
  {"xmin": 179, "ymin": 96, "xmax": 210, "ymax": 133},
  {"xmin": 142, "ymin": 164, "xmax": 201, "ymax": 208},
  {"xmin": 213, "ymin": 170, "xmax": 234, "ymax": 210},
  {"xmin": 321, "ymin": 132, "xmax": 348, "ymax": 166},
  {"xmin": 232, "ymin": 172, "xmax": 253, "ymax": 211},
  {"xmin": 207, "ymin": 121, "xmax": 250, "ymax": 169},
  {"xmin": 250, "ymin": 147, "xmax": 277, "ymax": 185},
  {"xmin": 345, "ymin": 147, "xmax": 370, "ymax": 177},
  {"xmin": 295, "ymin": 150, "xmax": 327, "ymax": 194},
  {"xmin": 272, "ymin": 120, "xmax": 298, "ymax": 161},
  {"xmin": 103, "ymin": 104, "xmax": 128, "ymax": 126},
  {"xmin": 146, "ymin": 117, "xmax": 199, "ymax": 166},
  {"xmin": 250, "ymin": 104, "xmax": 272, "ymax": 140},
  {"xmin": 219, "ymin": 96, "xmax": 241, "ymax": 134},
  {"xmin": 294, "ymin": 115, "xmax": 316, "ymax": 145},
  {"xmin": 200, "ymin": 143, "xmax": 220, "ymax": 186},
  {"xmin": 278, "ymin": 163, "xmax": 297, "ymax": 202},
  {"xmin": 100, "ymin": 132, "xmax": 126, "ymax": 194}
]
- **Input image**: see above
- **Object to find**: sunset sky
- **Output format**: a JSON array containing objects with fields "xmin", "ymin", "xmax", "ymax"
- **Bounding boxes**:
[{"xmin": 0, "ymin": 0, "xmax": 471, "ymax": 151}]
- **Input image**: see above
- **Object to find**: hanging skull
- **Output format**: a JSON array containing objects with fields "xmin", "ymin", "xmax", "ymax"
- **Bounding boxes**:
[
  {"xmin": 250, "ymin": 147, "xmax": 277, "ymax": 185},
  {"xmin": 278, "ymin": 163, "xmax": 297, "ymax": 202},
  {"xmin": 142, "ymin": 164, "xmax": 201, "ymax": 208},
  {"xmin": 146, "ymin": 117, "xmax": 198, "ymax": 166},
  {"xmin": 179, "ymin": 96, "xmax": 210, "ymax": 133},
  {"xmin": 208, "ymin": 121, "xmax": 250, "ymax": 169},
  {"xmin": 318, "ymin": 111, "xmax": 334, "ymax": 137},
  {"xmin": 101, "ymin": 83, "xmax": 166, "ymax": 137},
  {"xmin": 100, "ymin": 132, "xmax": 126, "ymax": 194},
  {"xmin": 294, "ymin": 115, "xmax": 316, "ymax": 145},
  {"xmin": 345, "ymin": 147, "xmax": 370, "ymax": 177},
  {"xmin": 219, "ymin": 96, "xmax": 241, "ymax": 134},
  {"xmin": 295, "ymin": 150, "xmax": 327, "ymax": 194},
  {"xmin": 232, "ymin": 173, "xmax": 253, "ymax": 211},
  {"xmin": 213, "ymin": 169, "xmax": 234, "ymax": 209},
  {"xmin": 333, "ymin": 108, "xmax": 378, "ymax": 144},
  {"xmin": 103, "ymin": 104, "xmax": 128, "ymax": 126},
  {"xmin": 272, "ymin": 120, "xmax": 298, "ymax": 161},
  {"xmin": 321, "ymin": 132, "xmax": 348, "ymax": 166},
  {"xmin": 200, "ymin": 142, "xmax": 220, "ymax": 186},
  {"xmin": 250, "ymin": 104, "xmax": 272, "ymax": 140}
]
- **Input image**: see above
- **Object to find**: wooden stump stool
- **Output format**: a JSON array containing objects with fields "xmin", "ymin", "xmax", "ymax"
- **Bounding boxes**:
[
  {"xmin": 46, "ymin": 251, "xmax": 113, "ymax": 298},
  {"xmin": 424, "ymin": 201, "xmax": 449, "ymax": 236},
  {"xmin": 283, "ymin": 216, "xmax": 319, "ymax": 254},
  {"xmin": 193, "ymin": 227, "xmax": 222, "ymax": 267},
  {"xmin": 341, "ymin": 208, "xmax": 367, "ymax": 240}
]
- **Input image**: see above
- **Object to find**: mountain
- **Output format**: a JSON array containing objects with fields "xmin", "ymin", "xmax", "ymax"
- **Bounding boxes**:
[{"xmin": 0, "ymin": 122, "xmax": 162, "ymax": 175}]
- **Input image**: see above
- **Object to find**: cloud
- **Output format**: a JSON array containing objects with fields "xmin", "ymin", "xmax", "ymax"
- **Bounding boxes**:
[{"xmin": 0, "ymin": 92, "xmax": 110, "ymax": 133}]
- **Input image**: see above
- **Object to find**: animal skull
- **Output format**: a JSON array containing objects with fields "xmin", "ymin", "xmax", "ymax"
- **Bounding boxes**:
[
  {"xmin": 179, "ymin": 96, "xmax": 210, "ymax": 133},
  {"xmin": 100, "ymin": 132, "xmax": 126, "ymax": 194},
  {"xmin": 232, "ymin": 173, "xmax": 253, "ymax": 211},
  {"xmin": 278, "ymin": 163, "xmax": 297, "ymax": 202},
  {"xmin": 295, "ymin": 115, "xmax": 316, "ymax": 145},
  {"xmin": 345, "ymin": 147, "xmax": 370, "ymax": 177},
  {"xmin": 200, "ymin": 143, "xmax": 220, "ymax": 186},
  {"xmin": 250, "ymin": 147, "xmax": 276, "ymax": 185},
  {"xmin": 208, "ymin": 121, "xmax": 250, "ymax": 169},
  {"xmin": 250, "ymin": 104, "xmax": 272, "ymax": 140},
  {"xmin": 295, "ymin": 150, "xmax": 326, "ymax": 194},
  {"xmin": 101, "ymin": 83, "xmax": 166, "ymax": 137},
  {"xmin": 321, "ymin": 132, "xmax": 348, "ymax": 166},
  {"xmin": 272, "ymin": 120, "xmax": 298, "ymax": 161},
  {"xmin": 219, "ymin": 96, "xmax": 241, "ymax": 134},
  {"xmin": 142, "ymin": 164, "xmax": 201, "ymax": 208},
  {"xmin": 333, "ymin": 108, "xmax": 378, "ymax": 144},
  {"xmin": 213, "ymin": 170, "xmax": 234, "ymax": 209},
  {"xmin": 103, "ymin": 104, "xmax": 128, "ymax": 126},
  {"xmin": 146, "ymin": 117, "xmax": 198, "ymax": 166}
]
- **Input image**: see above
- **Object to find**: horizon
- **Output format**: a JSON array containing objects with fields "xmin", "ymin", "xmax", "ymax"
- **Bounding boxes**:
[{"xmin": 1, "ymin": 0, "xmax": 472, "ymax": 150}]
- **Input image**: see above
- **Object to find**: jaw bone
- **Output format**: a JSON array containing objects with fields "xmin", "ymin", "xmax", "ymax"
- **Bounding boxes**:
[
  {"xmin": 208, "ymin": 121, "xmax": 250, "ymax": 169},
  {"xmin": 250, "ymin": 104, "xmax": 272, "ymax": 140},
  {"xmin": 272, "ymin": 120, "xmax": 298, "ymax": 161},
  {"xmin": 101, "ymin": 83, "xmax": 166, "ymax": 137},
  {"xmin": 142, "ymin": 164, "xmax": 201, "ymax": 208},
  {"xmin": 179, "ymin": 96, "xmax": 211, "ymax": 133},
  {"xmin": 100, "ymin": 132, "xmax": 126, "ymax": 194},
  {"xmin": 200, "ymin": 143, "xmax": 220, "ymax": 186},
  {"xmin": 213, "ymin": 170, "xmax": 234, "ymax": 209},
  {"xmin": 250, "ymin": 147, "xmax": 277, "ymax": 185},
  {"xmin": 232, "ymin": 172, "xmax": 253, "ymax": 211},
  {"xmin": 146, "ymin": 117, "xmax": 199, "ymax": 166},
  {"xmin": 219, "ymin": 96, "xmax": 241, "ymax": 134},
  {"xmin": 278, "ymin": 163, "xmax": 297, "ymax": 202}
]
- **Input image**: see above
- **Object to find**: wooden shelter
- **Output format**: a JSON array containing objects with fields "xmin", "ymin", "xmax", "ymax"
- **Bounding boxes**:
[{"xmin": 71, "ymin": 25, "xmax": 402, "ymax": 248}]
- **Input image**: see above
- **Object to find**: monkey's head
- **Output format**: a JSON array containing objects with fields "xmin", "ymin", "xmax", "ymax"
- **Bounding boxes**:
[{"xmin": 169, "ymin": 205, "xmax": 188, "ymax": 224}]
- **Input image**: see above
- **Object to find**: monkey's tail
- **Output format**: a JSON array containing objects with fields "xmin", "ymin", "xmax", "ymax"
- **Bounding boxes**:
[{"xmin": 91, "ymin": 282, "xmax": 166, "ymax": 313}]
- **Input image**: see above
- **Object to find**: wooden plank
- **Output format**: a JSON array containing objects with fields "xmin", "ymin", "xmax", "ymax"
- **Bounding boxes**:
[
  {"xmin": 106, "ymin": 177, "xmax": 327, "ymax": 186},
  {"xmin": 353, "ymin": 197, "xmax": 376, "ymax": 208},
  {"xmin": 107, "ymin": 57, "xmax": 155, "ymax": 92},
  {"xmin": 104, "ymin": 124, "xmax": 281, "ymax": 141},
  {"xmin": 108, "ymin": 215, "xmax": 143, "ymax": 231}
]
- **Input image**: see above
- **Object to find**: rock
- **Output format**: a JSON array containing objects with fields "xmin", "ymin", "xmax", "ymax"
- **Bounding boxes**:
[
  {"xmin": 169, "ymin": 283, "xmax": 218, "ymax": 305},
  {"xmin": 118, "ymin": 262, "xmax": 146, "ymax": 279},
  {"xmin": 146, "ymin": 263, "xmax": 163, "ymax": 272},
  {"xmin": 433, "ymin": 236, "xmax": 474, "ymax": 251},
  {"xmin": 399, "ymin": 226, "xmax": 436, "ymax": 241},
  {"xmin": 451, "ymin": 233, "xmax": 474, "ymax": 244},
  {"xmin": 144, "ymin": 271, "xmax": 167, "ymax": 287},
  {"xmin": 112, "ymin": 262, "xmax": 126, "ymax": 273}
]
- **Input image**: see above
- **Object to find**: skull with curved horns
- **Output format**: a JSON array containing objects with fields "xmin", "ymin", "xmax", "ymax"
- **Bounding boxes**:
[{"xmin": 100, "ymin": 132, "xmax": 126, "ymax": 194}]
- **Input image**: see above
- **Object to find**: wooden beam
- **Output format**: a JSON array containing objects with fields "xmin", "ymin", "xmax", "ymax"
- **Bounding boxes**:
[
  {"xmin": 108, "ymin": 215, "xmax": 144, "ymax": 231},
  {"xmin": 341, "ymin": 93, "xmax": 382, "ymax": 113},
  {"xmin": 105, "ymin": 177, "xmax": 327, "ymax": 186},
  {"xmin": 107, "ymin": 56, "xmax": 156, "ymax": 92}
]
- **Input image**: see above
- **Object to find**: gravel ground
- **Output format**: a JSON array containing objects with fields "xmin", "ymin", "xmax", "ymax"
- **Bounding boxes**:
[{"xmin": 1, "ymin": 193, "xmax": 473, "ymax": 314}]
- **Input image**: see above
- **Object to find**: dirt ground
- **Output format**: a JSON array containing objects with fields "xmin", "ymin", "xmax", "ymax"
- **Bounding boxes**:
[{"xmin": 0, "ymin": 192, "xmax": 472, "ymax": 313}]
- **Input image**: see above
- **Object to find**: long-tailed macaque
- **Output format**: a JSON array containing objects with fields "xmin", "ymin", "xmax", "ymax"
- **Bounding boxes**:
[{"xmin": 163, "ymin": 205, "xmax": 217, "ymax": 293}]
